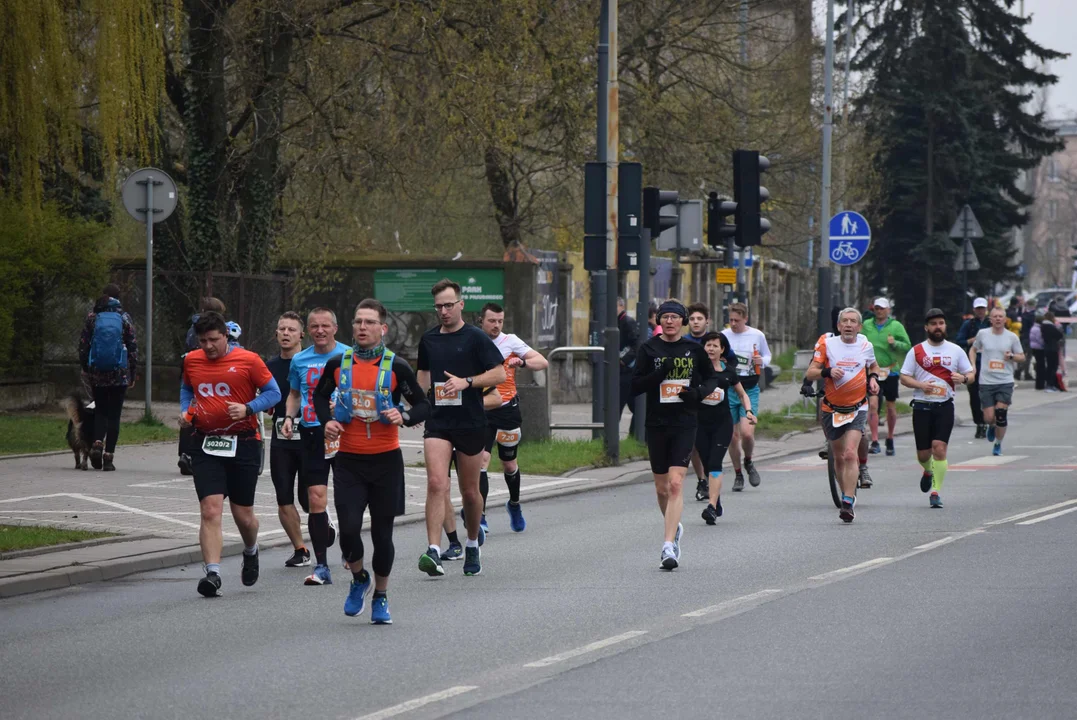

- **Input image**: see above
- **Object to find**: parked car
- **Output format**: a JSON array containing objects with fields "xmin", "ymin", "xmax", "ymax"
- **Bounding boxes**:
[{"xmin": 1028, "ymin": 288, "xmax": 1077, "ymax": 316}]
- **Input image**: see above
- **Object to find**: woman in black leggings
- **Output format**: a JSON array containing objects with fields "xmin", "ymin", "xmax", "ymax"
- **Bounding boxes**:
[{"xmin": 696, "ymin": 332, "xmax": 757, "ymax": 524}]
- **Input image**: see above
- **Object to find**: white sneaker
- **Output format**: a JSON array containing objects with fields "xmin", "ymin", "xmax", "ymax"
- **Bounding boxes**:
[
  {"xmin": 673, "ymin": 523, "xmax": 684, "ymax": 560},
  {"xmin": 660, "ymin": 546, "xmax": 678, "ymax": 570}
]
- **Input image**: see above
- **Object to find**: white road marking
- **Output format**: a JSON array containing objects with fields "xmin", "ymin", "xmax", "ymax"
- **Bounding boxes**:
[
  {"xmin": 809, "ymin": 557, "xmax": 891, "ymax": 581},
  {"xmin": 952, "ymin": 455, "xmax": 1026, "ymax": 467},
  {"xmin": 782, "ymin": 456, "xmax": 826, "ymax": 465},
  {"xmin": 0, "ymin": 493, "xmax": 69, "ymax": 504},
  {"xmin": 129, "ymin": 478, "xmax": 194, "ymax": 488},
  {"xmin": 1016, "ymin": 506, "xmax": 1077, "ymax": 526},
  {"xmin": 523, "ymin": 631, "xmax": 647, "ymax": 668},
  {"xmin": 915, "ymin": 536, "xmax": 954, "ymax": 551},
  {"xmin": 1030, "ymin": 469, "xmax": 1074, "ymax": 473},
  {"xmin": 682, "ymin": 589, "xmax": 783, "ymax": 618},
  {"xmin": 1013, "ymin": 445, "xmax": 1072, "ymax": 449},
  {"xmin": 353, "ymin": 686, "xmax": 479, "ymax": 720},
  {"xmin": 66, "ymin": 493, "xmax": 207, "ymax": 533},
  {"xmin": 986, "ymin": 499, "xmax": 1077, "ymax": 526}
]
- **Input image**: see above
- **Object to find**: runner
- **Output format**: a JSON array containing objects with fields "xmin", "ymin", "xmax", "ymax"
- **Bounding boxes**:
[
  {"xmin": 721, "ymin": 302, "xmax": 771, "ymax": 491},
  {"xmin": 265, "ymin": 311, "xmax": 310, "ymax": 567},
  {"xmin": 899, "ymin": 308, "xmax": 974, "ymax": 509},
  {"xmin": 805, "ymin": 309, "xmax": 881, "ymax": 523},
  {"xmin": 696, "ymin": 332, "xmax": 755, "ymax": 524},
  {"xmin": 313, "ymin": 299, "xmax": 429, "ymax": 623},
  {"xmin": 956, "ymin": 297, "xmax": 991, "ymax": 438},
  {"xmin": 280, "ymin": 308, "xmax": 347, "ymax": 586},
  {"xmin": 969, "ymin": 306, "xmax": 1025, "ymax": 456},
  {"xmin": 417, "ymin": 279, "xmax": 506, "ymax": 578},
  {"xmin": 861, "ymin": 298, "xmax": 911, "ymax": 456},
  {"xmin": 179, "ymin": 297, "xmax": 227, "ymax": 476},
  {"xmin": 632, "ymin": 300, "xmax": 718, "ymax": 569},
  {"xmin": 179, "ymin": 312, "xmax": 281, "ymax": 597},
  {"xmin": 684, "ymin": 303, "xmax": 710, "ymax": 343}
]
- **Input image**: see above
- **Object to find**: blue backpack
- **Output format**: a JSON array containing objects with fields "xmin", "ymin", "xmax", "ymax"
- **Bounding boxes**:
[{"xmin": 89, "ymin": 310, "xmax": 127, "ymax": 371}]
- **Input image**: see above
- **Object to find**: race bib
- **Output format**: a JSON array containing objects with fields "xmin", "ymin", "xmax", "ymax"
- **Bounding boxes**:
[
  {"xmin": 202, "ymin": 435, "xmax": 238, "ymax": 457},
  {"xmin": 831, "ymin": 411, "xmax": 857, "ymax": 428},
  {"xmin": 877, "ymin": 364, "xmax": 893, "ymax": 376},
  {"xmin": 349, "ymin": 390, "xmax": 378, "ymax": 422},
  {"xmin": 274, "ymin": 417, "xmax": 300, "ymax": 441},
  {"xmin": 434, "ymin": 382, "xmax": 462, "ymax": 406},
  {"xmin": 701, "ymin": 387, "xmax": 726, "ymax": 406},
  {"xmin": 924, "ymin": 383, "xmax": 948, "ymax": 398},
  {"xmin": 735, "ymin": 354, "xmax": 751, "ymax": 375},
  {"xmin": 659, "ymin": 378, "xmax": 689, "ymax": 403},
  {"xmin": 989, "ymin": 360, "xmax": 1005, "ymax": 370},
  {"xmin": 495, "ymin": 428, "xmax": 522, "ymax": 447},
  {"xmin": 324, "ymin": 435, "xmax": 340, "ymax": 459}
]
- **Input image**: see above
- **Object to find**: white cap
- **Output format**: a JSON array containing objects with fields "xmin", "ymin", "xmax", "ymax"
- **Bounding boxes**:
[
  {"xmin": 873, "ymin": 297, "xmax": 890, "ymax": 309},
  {"xmin": 973, "ymin": 297, "xmax": 988, "ymax": 309}
]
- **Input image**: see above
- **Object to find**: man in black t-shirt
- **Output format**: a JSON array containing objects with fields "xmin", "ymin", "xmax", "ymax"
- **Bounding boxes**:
[
  {"xmin": 416, "ymin": 279, "xmax": 506, "ymax": 578},
  {"xmin": 632, "ymin": 300, "xmax": 718, "ymax": 571},
  {"xmin": 265, "ymin": 312, "xmax": 311, "ymax": 567}
]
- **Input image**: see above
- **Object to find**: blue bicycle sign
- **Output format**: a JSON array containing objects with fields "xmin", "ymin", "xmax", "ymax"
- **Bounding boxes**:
[{"xmin": 828, "ymin": 211, "xmax": 871, "ymax": 266}]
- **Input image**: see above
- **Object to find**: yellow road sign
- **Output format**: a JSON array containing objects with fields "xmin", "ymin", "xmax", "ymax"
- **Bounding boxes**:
[{"xmin": 715, "ymin": 268, "xmax": 737, "ymax": 285}]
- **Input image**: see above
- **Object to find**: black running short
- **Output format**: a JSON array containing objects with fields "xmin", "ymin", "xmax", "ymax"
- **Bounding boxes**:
[
  {"xmin": 192, "ymin": 437, "xmax": 261, "ymax": 505},
  {"xmin": 911, "ymin": 400, "xmax": 955, "ymax": 451},
  {"xmin": 647, "ymin": 425, "xmax": 696, "ymax": 475},
  {"xmin": 879, "ymin": 374, "xmax": 900, "ymax": 403},
  {"xmin": 424, "ymin": 427, "xmax": 486, "ymax": 457},
  {"xmin": 485, "ymin": 398, "xmax": 523, "ymax": 461},
  {"xmin": 695, "ymin": 419, "xmax": 734, "ymax": 476},
  {"xmin": 270, "ymin": 443, "xmax": 308, "ymax": 511},
  {"xmin": 333, "ymin": 450, "xmax": 406, "ymax": 518},
  {"xmin": 298, "ymin": 423, "xmax": 332, "ymax": 486}
]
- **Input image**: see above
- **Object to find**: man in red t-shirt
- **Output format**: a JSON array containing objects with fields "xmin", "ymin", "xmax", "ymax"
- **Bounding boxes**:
[{"xmin": 180, "ymin": 312, "xmax": 281, "ymax": 598}]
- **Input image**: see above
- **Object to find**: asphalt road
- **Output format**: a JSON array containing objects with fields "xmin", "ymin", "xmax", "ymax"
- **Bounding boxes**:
[{"xmin": 2, "ymin": 394, "xmax": 1076, "ymax": 720}]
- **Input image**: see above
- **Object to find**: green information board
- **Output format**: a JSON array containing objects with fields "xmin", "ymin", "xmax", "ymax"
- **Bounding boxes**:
[{"xmin": 374, "ymin": 269, "xmax": 505, "ymax": 312}]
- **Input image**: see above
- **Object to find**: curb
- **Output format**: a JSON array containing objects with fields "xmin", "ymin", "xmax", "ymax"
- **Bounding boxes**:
[
  {"xmin": 0, "ymin": 533, "xmax": 157, "ymax": 561},
  {"xmin": 0, "ymin": 440, "xmax": 176, "ymax": 462}
]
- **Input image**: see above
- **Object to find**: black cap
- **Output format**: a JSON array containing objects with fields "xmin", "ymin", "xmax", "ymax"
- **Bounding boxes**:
[{"xmin": 925, "ymin": 307, "xmax": 946, "ymax": 322}]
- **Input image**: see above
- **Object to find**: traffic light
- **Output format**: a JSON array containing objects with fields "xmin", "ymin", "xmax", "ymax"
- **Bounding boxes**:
[
  {"xmin": 643, "ymin": 187, "xmax": 679, "ymax": 236},
  {"xmin": 732, "ymin": 149, "xmax": 772, "ymax": 248},
  {"xmin": 1072, "ymin": 243, "xmax": 1077, "ymax": 271},
  {"xmin": 707, "ymin": 191, "xmax": 737, "ymax": 249}
]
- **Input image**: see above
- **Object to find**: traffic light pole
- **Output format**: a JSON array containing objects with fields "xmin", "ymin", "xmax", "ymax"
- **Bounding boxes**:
[
  {"xmin": 818, "ymin": 0, "xmax": 836, "ymax": 336},
  {"xmin": 597, "ymin": 0, "xmax": 620, "ymax": 462},
  {"xmin": 634, "ymin": 228, "xmax": 650, "ymax": 444}
]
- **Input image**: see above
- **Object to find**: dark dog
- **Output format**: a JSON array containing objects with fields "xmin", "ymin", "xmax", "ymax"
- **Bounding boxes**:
[{"xmin": 64, "ymin": 395, "xmax": 95, "ymax": 471}]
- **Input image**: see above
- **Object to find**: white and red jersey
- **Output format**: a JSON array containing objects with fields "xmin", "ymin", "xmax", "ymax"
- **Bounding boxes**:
[
  {"xmin": 812, "ymin": 333, "xmax": 876, "ymax": 412},
  {"xmin": 900, "ymin": 340, "xmax": 974, "ymax": 403},
  {"xmin": 490, "ymin": 333, "xmax": 533, "ymax": 406}
]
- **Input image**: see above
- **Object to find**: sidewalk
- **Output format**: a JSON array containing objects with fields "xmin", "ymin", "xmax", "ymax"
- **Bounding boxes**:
[{"xmin": 2, "ymin": 383, "xmax": 1073, "ymax": 598}]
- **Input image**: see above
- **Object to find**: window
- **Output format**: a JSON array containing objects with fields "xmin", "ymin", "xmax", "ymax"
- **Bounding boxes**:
[
  {"xmin": 1048, "ymin": 200, "xmax": 1058, "ymax": 221},
  {"xmin": 1047, "ymin": 157, "xmax": 1059, "ymax": 182}
]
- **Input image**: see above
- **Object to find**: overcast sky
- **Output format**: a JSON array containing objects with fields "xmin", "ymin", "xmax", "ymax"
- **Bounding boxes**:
[{"xmin": 1025, "ymin": 0, "xmax": 1076, "ymax": 119}]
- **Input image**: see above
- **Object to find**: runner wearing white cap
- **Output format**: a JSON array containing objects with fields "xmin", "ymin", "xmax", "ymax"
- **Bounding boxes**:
[{"xmin": 861, "ymin": 298, "xmax": 911, "ymax": 459}]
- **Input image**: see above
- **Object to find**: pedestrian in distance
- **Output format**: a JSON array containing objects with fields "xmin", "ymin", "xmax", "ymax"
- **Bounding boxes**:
[
  {"xmin": 721, "ymin": 302, "xmax": 771, "ymax": 491},
  {"xmin": 78, "ymin": 283, "xmax": 138, "ymax": 472},
  {"xmin": 1030, "ymin": 315, "xmax": 1046, "ymax": 390},
  {"xmin": 1040, "ymin": 313, "xmax": 1065, "ymax": 392},
  {"xmin": 969, "ymin": 306, "xmax": 1025, "ymax": 456},
  {"xmin": 956, "ymin": 298, "xmax": 991, "ymax": 438},
  {"xmin": 616, "ymin": 297, "xmax": 641, "ymax": 440}
]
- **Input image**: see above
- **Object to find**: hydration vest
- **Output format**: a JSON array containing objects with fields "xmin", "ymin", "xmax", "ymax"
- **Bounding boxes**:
[{"xmin": 333, "ymin": 348, "xmax": 403, "ymax": 424}]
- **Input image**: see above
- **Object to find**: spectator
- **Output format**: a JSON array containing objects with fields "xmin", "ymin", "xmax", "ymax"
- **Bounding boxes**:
[
  {"xmin": 1030, "ymin": 315, "xmax": 1046, "ymax": 390},
  {"xmin": 1041, "ymin": 312, "xmax": 1064, "ymax": 392},
  {"xmin": 1018, "ymin": 299, "xmax": 1037, "ymax": 381}
]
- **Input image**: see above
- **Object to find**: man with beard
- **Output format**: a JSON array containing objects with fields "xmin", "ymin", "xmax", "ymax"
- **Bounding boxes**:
[{"xmin": 900, "ymin": 309, "xmax": 975, "ymax": 509}]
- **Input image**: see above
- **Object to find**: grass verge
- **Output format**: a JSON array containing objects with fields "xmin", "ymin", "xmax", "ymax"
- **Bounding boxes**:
[
  {"xmin": 0, "ymin": 415, "xmax": 178, "ymax": 456},
  {"xmin": 483, "ymin": 436, "xmax": 648, "ymax": 476},
  {"xmin": 0, "ymin": 524, "xmax": 115, "ymax": 552}
]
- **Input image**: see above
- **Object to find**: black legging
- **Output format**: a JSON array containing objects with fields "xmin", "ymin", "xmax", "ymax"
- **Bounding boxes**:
[
  {"xmin": 967, "ymin": 377, "xmax": 984, "ymax": 425},
  {"xmin": 696, "ymin": 417, "xmax": 734, "ymax": 476},
  {"xmin": 92, "ymin": 385, "xmax": 126, "ymax": 453},
  {"xmin": 1044, "ymin": 348, "xmax": 1060, "ymax": 390},
  {"xmin": 337, "ymin": 511, "xmax": 395, "ymax": 578},
  {"xmin": 1033, "ymin": 349, "xmax": 1047, "ymax": 390}
]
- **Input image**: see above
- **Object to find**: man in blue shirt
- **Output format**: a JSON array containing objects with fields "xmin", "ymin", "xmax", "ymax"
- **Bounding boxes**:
[{"xmin": 281, "ymin": 308, "xmax": 348, "ymax": 586}]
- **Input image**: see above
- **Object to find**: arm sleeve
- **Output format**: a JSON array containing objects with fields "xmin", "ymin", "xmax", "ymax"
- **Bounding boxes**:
[
  {"xmin": 180, "ymin": 356, "xmax": 194, "ymax": 412},
  {"xmin": 893, "ymin": 323, "xmax": 912, "ymax": 354},
  {"xmin": 393, "ymin": 357, "xmax": 430, "ymax": 427},
  {"xmin": 758, "ymin": 331, "xmax": 772, "ymax": 367},
  {"xmin": 78, "ymin": 314, "xmax": 94, "ymax": 370},
  {"xmin": 313, "ymin": 355, "xmax": 341, "ymax": 425},
  {"xmin": 247, "ymin": 376, "xmax": 281, "ymax": 414},
  {"xmin": 417, "ymin": 338, "xmax": 429, "ymax": 371}
]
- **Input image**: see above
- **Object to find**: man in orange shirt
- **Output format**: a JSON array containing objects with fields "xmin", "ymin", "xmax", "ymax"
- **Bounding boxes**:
[
  {"xmin": 805, "ymin": 308, "xmax": 881, "ymax": 524},
  {"xmin": 315, "ymin": 299, "xmax": 429, "ymax": 624},
  {"xmin": 180, "ymin": 312, "xmax": 281, "ymax": 597}
]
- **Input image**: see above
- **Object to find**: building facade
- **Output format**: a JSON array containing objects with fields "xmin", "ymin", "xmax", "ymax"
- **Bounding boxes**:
[{"xmin": 1022, "ymin": 121, "xmax": 1077, "ymax": 291}]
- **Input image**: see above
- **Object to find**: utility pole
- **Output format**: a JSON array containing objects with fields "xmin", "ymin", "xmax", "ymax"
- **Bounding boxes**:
[
  {"xmin": 597, "ymin": 0, "xmax": 620, "ymax": 462},
  {"xmin": 592, "ymin": 0, "xmax": 611, "ymax": 442},
  {"xmin": 838, "ymin": 1, "xmax": 854, "ymax": 305},
  {"xmin": 818, "ymin": 0, "xmax": 836, "ymax": 335},
  {"xmin": 735, "ymin": 0, "xmax": 750, "ymax": 304}
]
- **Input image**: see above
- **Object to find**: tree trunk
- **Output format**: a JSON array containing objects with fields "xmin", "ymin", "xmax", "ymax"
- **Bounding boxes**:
[
  {"xmin": 484, "ymin": 146, "xmax": 522, "ymax": 249},
  {"xmin": 924, "ymin": 111, "xmax": 935, "ymax": 312}
]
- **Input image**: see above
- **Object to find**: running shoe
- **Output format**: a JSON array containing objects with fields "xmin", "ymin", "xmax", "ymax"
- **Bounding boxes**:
[
  {"xmin": 695, "ymin": 478, "xmax": 708, "ymax": 502},
  {"xmin": 745, "ymin": 461, "xmax": 761, "ymax": 487},
  {"xmin": 818, "ymin": 447, "xmax": 829, "ymax": 460},
  {"xmin": 885, "ymin": 439, "xmax": 895, "ymax": 456},
  {"xmin": 197, "ymin": 570, "xmax": 222, "ymax": 598},
  {"xmin": 506, "ymin": 501, "xmax": 526, "ymax": 533},
  {"xmin": 478, "ymin": 523, "xmax": 486, "ymax": 547},
  {"xmin": 673, "ymin": 523, "xmax": 684, "ymax": 560},
  {"xmin": 715, "ymin": 498, "xmax": 723, "ymax": 517},
  {"xmin": 992, "ymin": 442, "xmax": 1002, "ymax": 456},
  {"xmin": 660, "ymin": 546, "xmax": 678, "ymax": 570},
  {"xmin": 480, "ymin": 514, "xmax": 490, "ymax": 535},
  {"xmin": 90, "ymin": 441, "xmax": 104, "ymax": 470},
  {"xmin": 241, "ymin": 550, "xmax": 259, "ymax": 587},
  {"xmin": 440, "ymin": 543, "xmax": 464, "ymax": 561},
  {"xmin": 419, "ymin": 547, "xmax": 445, "ymax": 577},
  {"xmin": 733, "ymin": 473, "xmax": 745, "ymax": 492},
  {"xmin": 463, "ymin": 546, "xmax": 482, "ymax": 576},
  {"xmin": 975, "ymin": 425, "xmax": 985, "ymax": 439},
  {"xmin": 304, "ymin": 564, "xmax": 332, "ymax": 585},
  {"xmin": 702, "ymin": 504, "xmax": 718, "ymax": 525},
  {"xmin": 987, "ymin": 425, "xmax": 996, "ymax": 442},
  {"xmin": 858, "ymin": 466, "xmax": 874, "ymax": 489},
  {"xmin": 460, "ymin": 508, "xmax": 490, "ymax": 536},
  {"xmin": 929, "ymin": 492, "xmax": 943, "ymax": 509},
  {"xmin": 284, "ymin": 548, "xmax": 311, "ymax": 567},
  {"xmin": 370, "ymin": 595, "xmax": 392, "ymax": 625},
  {"xmin": 839, "ymin": 496, "xmax": 855, "ymax": 523},
  {"xmin": 869, "ymin": 441, "xmax": 881, "ymax": 455},
  {"xmin": 344, "ymin": 574, "xmax": 372, "ymax": 617},
  {"xmin": 178, "ymin": 452, "xmax": 193, "ymax": 476}
]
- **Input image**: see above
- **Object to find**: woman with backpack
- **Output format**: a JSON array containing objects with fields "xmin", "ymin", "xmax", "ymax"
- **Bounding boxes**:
[{"xmin": 78, "ymin": 283, "xmax": 138, "ymax": 471}]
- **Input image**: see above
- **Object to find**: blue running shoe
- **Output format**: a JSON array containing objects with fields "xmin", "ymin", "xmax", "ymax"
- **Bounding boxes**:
[
  {"xmin": 370, "ymin": 595, "xmax": 392, "ymax": 625},
  {"xmin": 930, "ymin": 492, "xmax": 943, "ymax": 509},
  {"xmin": 480, "ymin": 514, "xmax": 490, "ymax": 535},
  {"xmin": 463, "ymin": 546, "xmax": 482, "ymax": 576},
  {"xmin": 987, "ymin": 425, "xmax": 996, "ymax": 442},
  {"xmin": 506, "ymin": 501, "xmax": 526, "ymax": 532},
  {"xmin": 478, "ymin": 523, "xmax": 485, "ymax": 547},
  {"xmin": 440, "ymin": 543, "xmax": 463, "ymax": 561},
  {"xmin": 992, "ymin": 442, "xmax": 1002, "ymax": 456},
  {"xmin": 344, "ymin": 574, "xmax": 372, "ymax": 617},
  {"xmin": 303, "ymin": 564, "xmax": 332, "ymax": 586}
]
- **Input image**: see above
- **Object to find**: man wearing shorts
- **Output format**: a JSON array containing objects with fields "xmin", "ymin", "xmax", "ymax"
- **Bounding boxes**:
[
  {"xmin": 722, "ymin": 302, "xmax": 771, "ymax": 491},
  {"xmin": 900, "ymin": 309, "xmax": 975, "ymax": 509},
  {"xmin": 315, "ymin": 299, "xmax": 429, "ymax": 624},
  {"xmin": 970, "ymin": 306, "xmax": 1024, "ymax": 456},
  {"xmin": 632, "ymin": 300, "xmax": 718, "ymax": 569},
  {"xmin": 862, "ymin": 297, "xmax": 911, "ymax": 456},
  {"xmin": 806, "ymin": 308, "xmax": 881, "ymax": 523},
  {"xmin": 266, "ymin": 311, "xmax": 310, "ymax": 567},
  {"xmin": 417, "ymin": 279, "xmax": 506, "ymax": 578},
  {"xmin": 180, "ymin": 312, "xmax": 281, "ymax": 597},
  {"xmin": 281, "ymin": 308, "xmax": 347, "ymax": 586}
]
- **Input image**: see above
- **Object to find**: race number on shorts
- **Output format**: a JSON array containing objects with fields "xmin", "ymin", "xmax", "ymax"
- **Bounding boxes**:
[{"xmin": 495, "ymin": 428, "xmax": 522, "ymax": 447}]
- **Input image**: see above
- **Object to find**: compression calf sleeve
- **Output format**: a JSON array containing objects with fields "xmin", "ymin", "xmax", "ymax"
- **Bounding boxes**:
[
  {"xmin": 919, "ymin": 457, "xmax": 933, "ymax": 473},
  {"xmin": 479, "ymin": 469, "xmax": 489, "ymax": 511},
  {"xmin": 932, "ymin": 459, "xmax": 948, "ymax": 492},
  {"xmin": 309, "ymin": 511, "xmax": 330, "ymax": 566},
  {"xmin": 505, "ymin": 469, "xmax": 521, "ymax": 504}
]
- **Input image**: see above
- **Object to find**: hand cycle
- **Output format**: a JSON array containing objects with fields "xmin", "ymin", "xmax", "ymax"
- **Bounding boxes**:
[{"xmin": 800, "ymin": 383, "xmax": 842, "ymax": 508}]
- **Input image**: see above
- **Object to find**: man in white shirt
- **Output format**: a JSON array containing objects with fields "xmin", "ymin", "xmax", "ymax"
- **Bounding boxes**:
[
  {"xmin": 969, "ymin": 306, "xmax": 1025, "ymax": 456},
  {"xmin": 899, "ymin": 308, "xmax": 975, "ymax": 509},
  {"xmin": 721, "ymin": 302, "xmax": 771, "ymax": 491}
]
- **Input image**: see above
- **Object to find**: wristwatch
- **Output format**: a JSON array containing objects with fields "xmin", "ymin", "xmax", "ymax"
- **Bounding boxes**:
[{"xmin": 466, "ymin": 377, "xmax": 474, "ymax": 387}]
